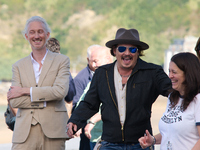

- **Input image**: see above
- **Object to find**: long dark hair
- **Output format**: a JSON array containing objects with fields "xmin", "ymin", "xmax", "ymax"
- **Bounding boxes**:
[{"xmin": 169, "ymin": 52, "xmax": 200, "ymax": 111}]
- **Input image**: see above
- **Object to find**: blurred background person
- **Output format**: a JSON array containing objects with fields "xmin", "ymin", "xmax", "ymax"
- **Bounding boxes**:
[
  {"xmin": 72, "ymin": 44, "xmax": 101, "ymax": 109},
  {"xmin": 139, "ymin": 52, "xmax": 200, "ymax": 150}
]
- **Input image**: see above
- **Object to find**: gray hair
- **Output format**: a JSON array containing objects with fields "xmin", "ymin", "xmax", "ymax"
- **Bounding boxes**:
[
  {"xmin": 87, "ymin": 44, "xmax": 101, "ymax": 59},
  {"xmin": 22, "ymin": 16, "xmax": 51, "ymax": 40}
]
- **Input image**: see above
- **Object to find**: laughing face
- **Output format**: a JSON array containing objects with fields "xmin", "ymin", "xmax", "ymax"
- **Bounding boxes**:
[
  {"xmin": 169, "ymin": 61, "xmax": 185, "ymax": 95},
  {"xmin": 25, "ymin": 21, "xmax": 50, "ymax": 51},
  {"xmin": 113, "ymin": 44, "xmax": 139, "ymax": 71}
]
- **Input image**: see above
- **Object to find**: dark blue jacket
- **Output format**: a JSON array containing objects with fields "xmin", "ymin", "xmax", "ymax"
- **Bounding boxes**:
[
  {"xmin": 73, "ymin": 65, "xmax": 93, "ymax": 107},
  {"xmin": 69, "ymin": 58, "xmax": 172, "ymax": 143},
  {"xmin": 65, "ymin": 73, "xmax": 76, "ymax": 102}
]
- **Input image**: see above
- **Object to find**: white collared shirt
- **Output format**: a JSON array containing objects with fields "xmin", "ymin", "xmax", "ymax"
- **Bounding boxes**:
[
  {"xmin": 114, "ymin": 62, "xmax": 127, "ymax": 125},
  {"xmin": 30, "ymin": 49, "xmax": 48, "ymax": 107},
  {"xmin": 90, "ymin": 70, "xmax": 94, "ymax": 77}
]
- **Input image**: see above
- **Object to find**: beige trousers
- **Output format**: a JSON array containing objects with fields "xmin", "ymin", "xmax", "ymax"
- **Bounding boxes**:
[{"xmin": 12, "ymin": 123, "xmax": 66, "ymax": 150}]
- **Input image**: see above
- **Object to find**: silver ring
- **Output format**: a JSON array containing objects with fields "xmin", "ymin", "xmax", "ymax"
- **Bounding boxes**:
[{"xmin": 66, "ymin": 127, "xmax": 69, "ymax": 131}]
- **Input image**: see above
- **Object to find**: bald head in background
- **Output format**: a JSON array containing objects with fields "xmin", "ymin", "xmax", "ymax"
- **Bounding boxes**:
[{"xmin": 87, "ymin": 46, "xmax": 113, "ymax": 71}]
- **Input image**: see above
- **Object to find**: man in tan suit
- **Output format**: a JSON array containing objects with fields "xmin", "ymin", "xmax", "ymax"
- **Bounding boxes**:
[{"xmin": 7, "ymin": 16, "xmax": 70, "ymax": 150}]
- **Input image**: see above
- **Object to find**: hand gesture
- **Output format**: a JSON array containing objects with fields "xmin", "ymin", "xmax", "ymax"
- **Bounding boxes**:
[{"xmin": 138, "ymin": 130, "xmax": 154, "ymax": 149}]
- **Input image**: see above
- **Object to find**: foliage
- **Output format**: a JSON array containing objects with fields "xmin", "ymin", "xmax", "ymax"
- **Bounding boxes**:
[{"xmin": 0, "ymin": 0, "xmax": 200, "ymax": 80}]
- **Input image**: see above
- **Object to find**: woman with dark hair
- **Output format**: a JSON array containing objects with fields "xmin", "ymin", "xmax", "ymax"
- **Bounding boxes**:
[{"xmin": 139, "ymin": 52, "xmax": 200, "ymax": 150}]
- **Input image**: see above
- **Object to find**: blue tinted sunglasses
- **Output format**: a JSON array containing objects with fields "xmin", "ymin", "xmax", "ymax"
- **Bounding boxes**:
[{"xmin": 117, "ymin": 46, "xmax": 138, "ymax": 53}]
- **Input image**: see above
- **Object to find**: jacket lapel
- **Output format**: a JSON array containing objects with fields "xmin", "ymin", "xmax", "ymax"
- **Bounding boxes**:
[
  {"xmin": 23, "ymin": 56, "xmax": 37, "ymax": 87},
  {"xmin": 38, "ymin": 51, "xmax": 55, "ymax": 87},
  {"xmin": 106, "ymin": 62, "xmax": 118, "ymax": 107}
]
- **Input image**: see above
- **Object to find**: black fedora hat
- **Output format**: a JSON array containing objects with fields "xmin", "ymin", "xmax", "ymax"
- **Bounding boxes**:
[{"xmin": 106, "ymin": 28, "xmax": 149, "ymax": 50}]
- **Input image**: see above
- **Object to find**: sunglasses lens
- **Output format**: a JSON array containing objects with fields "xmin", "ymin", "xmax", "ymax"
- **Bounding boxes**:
[
  {"xmin": 118, "ymin": 46, "xmax": 138, "ymax": 53},
  {"xmin": 129, "ymin": 47, "xmax": 137, "ymax": 53},
  {"xmin": 118, "ymin": 46, "xmax": 126, "ymax": 53}
]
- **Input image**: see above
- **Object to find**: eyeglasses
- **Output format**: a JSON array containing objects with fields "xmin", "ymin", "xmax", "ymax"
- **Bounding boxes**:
[{"xmin": 117, "ymin": 46, "xmax": 138, "ymax": 53}]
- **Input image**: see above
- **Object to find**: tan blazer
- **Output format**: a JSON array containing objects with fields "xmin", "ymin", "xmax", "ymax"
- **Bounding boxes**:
[{"xmin": 10, "ymin": 51, "xmax": 70, "ymax": 143}]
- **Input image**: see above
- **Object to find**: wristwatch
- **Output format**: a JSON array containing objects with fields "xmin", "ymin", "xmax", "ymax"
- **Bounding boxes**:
[{"xmin": 87, "ymin": 120, "xmax": 96, "ymax": 125}]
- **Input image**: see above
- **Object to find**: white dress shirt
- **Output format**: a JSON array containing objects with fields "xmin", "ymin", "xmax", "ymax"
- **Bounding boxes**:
[
  {"xmin": 114, "ymin": 62, "xmax": 128, "ymax": 126},
  {"xmin": 30, "ymin": 49, "xmax": 48, "ymax": 107}
]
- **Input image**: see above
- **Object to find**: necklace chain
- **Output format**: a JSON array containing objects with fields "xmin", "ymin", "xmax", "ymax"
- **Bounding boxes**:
[{"xmin": 120, "ymin": 74, "xmax": 131, "ymax": 77}]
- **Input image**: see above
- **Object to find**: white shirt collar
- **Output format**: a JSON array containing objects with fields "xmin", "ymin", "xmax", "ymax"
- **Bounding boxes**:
[{"xmin": 30, "ymin": 49, "xmax": 48, "ymax": 64}]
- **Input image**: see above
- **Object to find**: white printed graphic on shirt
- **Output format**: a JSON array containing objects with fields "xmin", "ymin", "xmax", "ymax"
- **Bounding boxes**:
[
  {"xmin": 161, "ymin": 105, "xmax": 183, "ymax": 124},
  {"xmin": 167, "ymin": 141, "xmax": 172, "ymax": 150}
]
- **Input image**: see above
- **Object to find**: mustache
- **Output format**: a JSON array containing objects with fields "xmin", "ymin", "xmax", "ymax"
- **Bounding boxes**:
[{"xmin": 121, "ymin": 55, "xmax": 133, "ymax": 59}]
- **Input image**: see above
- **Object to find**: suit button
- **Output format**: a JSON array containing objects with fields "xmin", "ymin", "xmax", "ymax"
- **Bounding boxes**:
[{"xmin": 31, "ymin": 111, "xmax": 33, "ymax": 114}]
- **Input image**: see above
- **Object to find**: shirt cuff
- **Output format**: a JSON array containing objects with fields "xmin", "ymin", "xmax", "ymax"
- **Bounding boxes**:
[
  {"xmin": 196, "ymin": 122, "xmax": 200, "ymax": 126},
  {"xmin": 30, "ymin": 87, "xmax": 33, "ymax": 102}
]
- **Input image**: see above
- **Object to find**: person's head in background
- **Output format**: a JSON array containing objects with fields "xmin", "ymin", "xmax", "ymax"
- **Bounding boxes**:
[
  {"xmin": 46, "ymin": 37, "xmax": 60, "ymax": 53},
  {"xmin": 93, "ymin": 46, "xmax": 113, "ymax": 68},
  {"xmin": 87, "ymin": 45, "xmax": 113, "ymax": 72},
  {"xmin": 169, "ymin": 52, "xmax": 200, "ymax": 111}
]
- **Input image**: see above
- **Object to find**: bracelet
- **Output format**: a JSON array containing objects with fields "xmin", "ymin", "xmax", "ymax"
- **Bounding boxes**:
[
  {"xmin": 152, "ymin": 136, "xmax": 156, "ymax": 145},
  {"xmin": 87, "ymin": 120, "xmax": 96, "ymax": 125}
]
